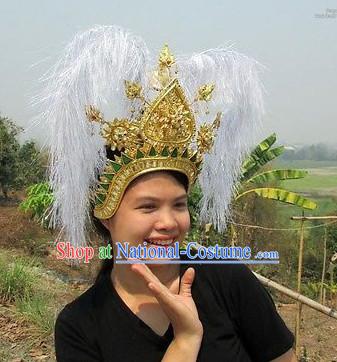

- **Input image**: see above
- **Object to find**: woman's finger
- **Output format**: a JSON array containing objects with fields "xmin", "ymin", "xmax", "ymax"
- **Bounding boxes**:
[
  {"xmin": 147, "ymin": 282, "xmax": 188, "ymax": 322},
  {"xmin": 147, "ymin": 282, "xmax": 174, "ymax": 302},
  {"xmin": 179, "ymin": 268, "xmax": 195, "ymax": 297},
  {"xmin": 130, "ymin": 262, "xmax": 161, "ymax": 285},
  {"xmin": 130, "ymin": 264, "xmax": 184, "ymax": 316},
  {"xmin": 131, "ymin": 264, "xmax": 172, "ymax": 297}
]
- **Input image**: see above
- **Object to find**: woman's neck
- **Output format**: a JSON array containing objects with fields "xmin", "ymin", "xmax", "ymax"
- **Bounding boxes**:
[{"xmin": 111, "ymin": 263, "xmax": 180, "ymax": 296}]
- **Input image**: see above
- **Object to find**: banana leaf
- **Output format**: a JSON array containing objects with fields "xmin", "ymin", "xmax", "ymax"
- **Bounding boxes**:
[
  {"xmin": 246, "ymin": 169, "xmax": 308, "ymax": 184},
  {"xmin": 242, "ymin": 146, "xmax": 285, "ymax": 180},
  {"xmin": 235, "ymin": 187, "xmax": 317, "ymax": 210},
  {"xmin": 242, "ymin": 133, "xmax": 277, "ymax": 170}
]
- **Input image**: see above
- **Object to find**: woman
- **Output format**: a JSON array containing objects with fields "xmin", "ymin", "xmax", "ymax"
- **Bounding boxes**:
[
  {"xmin": 55, "ymin": 170, "xmax": 296, "ymax": 361},
  {"xmin": 37, "ymin": 25, "xmax": 296, "ymax": 361}
]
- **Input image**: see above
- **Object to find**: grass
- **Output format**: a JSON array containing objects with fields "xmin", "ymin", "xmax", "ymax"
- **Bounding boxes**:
[
  {"xmin": 0, "ymin": 245, "xmax": 85, "ymax": 360},
  {"xmin": 0, "ymin": 257, "xmax": 36, "ymax": 303},
  {"xmin": 16, "ymin": 293, "xmax": 55, "ymax": 335},
  {"xmin": 0, "ymin": 255, "xmax": 56, "ymax": 336}
]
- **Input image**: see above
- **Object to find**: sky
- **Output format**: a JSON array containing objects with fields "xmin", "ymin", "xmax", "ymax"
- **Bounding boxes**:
[{"xmin": 0, "ymin": 0, "xmax": 336, "ymax": 146}]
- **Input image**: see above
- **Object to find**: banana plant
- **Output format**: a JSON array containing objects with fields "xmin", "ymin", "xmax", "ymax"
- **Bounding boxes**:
[{"xmin": 235, "ymin": 133, "xmax": 317, "ymax": 210}]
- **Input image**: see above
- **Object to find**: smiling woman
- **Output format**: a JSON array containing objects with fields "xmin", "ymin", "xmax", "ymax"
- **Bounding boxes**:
[
  {"xmin": 38, "ymin": 25, "xmax": 296, "ymax": 361},
  {"xmin": 56, "ymin": 169, "xmax": 296, "ymax": 362}
]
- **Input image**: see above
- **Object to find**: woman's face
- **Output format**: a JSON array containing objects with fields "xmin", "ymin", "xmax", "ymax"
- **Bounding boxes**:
[{"xmin": 102, "ymin": 172, "xmax": 190, "ymax": 260}]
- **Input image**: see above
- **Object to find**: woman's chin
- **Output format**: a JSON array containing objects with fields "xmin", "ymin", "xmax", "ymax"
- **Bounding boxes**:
[
  {"xmin": 146, "ymin": 263, "xmax": 179, "ymax": 272},
  {"xmin": 143, "ymin": 257, "xmax": 179, "ymax": 268}
]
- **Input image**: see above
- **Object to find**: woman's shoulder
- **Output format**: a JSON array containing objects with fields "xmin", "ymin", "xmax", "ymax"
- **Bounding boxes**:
[
  {"xmin": 56, "ymin": 273, "xmax": 109, "ymax": 328},
  {"xmin": 55, "ymin": 285, "xmax": 96, "ymax": 337},
  {"xmin": 54, "ymin": 276, "xmax": 110, "ymax": 360}
]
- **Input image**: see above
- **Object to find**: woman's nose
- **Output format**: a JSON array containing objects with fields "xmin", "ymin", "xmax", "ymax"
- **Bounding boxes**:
[{"xmin": 155, "ymin": 209, "xmax": 179, "ymax": 231}]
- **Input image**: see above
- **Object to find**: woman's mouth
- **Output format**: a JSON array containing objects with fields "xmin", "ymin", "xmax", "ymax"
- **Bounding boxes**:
[{"xmin": 144, "ymin": 239, "xmax": 175, "ymax": 246}]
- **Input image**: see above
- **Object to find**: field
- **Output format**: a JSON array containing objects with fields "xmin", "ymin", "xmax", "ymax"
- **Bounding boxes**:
[
  {"xmin": 282, "ymin": 170, "xmax": 337, "ymax": 198},
  {"xmin": 275, "ymin": 160, "xmax": 337, "ymax": 213}
]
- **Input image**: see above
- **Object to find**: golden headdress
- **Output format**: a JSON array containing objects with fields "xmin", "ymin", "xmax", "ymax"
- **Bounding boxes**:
[
  {"xmin": 36, "ymin": 25, "xmax": 264, "ymax": 248},
  {"xmin": 86, "ymin": 45, "xmax": 221, "ymax": 219}
]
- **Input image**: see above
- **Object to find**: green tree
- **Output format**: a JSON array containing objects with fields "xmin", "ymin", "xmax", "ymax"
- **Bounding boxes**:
[
  {"xmin": 0, "ymin": 115, "xmax": 45, "ymax": 198},
  {"xmin": 16, "ymin": 141, "xmax": 46, "ymax": 188},
  {"xmin": 0, "ymin": 116, "xmax": 22, "ymax": 198}
]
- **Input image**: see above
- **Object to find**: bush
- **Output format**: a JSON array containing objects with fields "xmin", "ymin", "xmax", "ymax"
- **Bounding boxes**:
[{"xmin": 19, "ymin": 182, "xmax": 54, "ymax": 228}]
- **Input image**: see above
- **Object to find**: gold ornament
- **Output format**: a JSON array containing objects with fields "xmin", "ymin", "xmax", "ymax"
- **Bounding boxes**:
[
  {"xmin": 102, "ymin": 119, "xmax": 140, "ymax": 155},
  {"xmin": 124, "ymin": 80, "xmax": 143, "ymax": 100},
  {"xmin": 197, "ymin": 84, "xmax": 215, "ymax": 101},
  {"xmin": 197, "ymin": 124, "xmax": 215, "ymax": 154},
  {"xmin": 85, "ymin": 105, "xmax": 104, "ymax": 123}
]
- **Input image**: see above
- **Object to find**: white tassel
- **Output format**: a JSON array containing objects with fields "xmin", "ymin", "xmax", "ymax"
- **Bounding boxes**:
[
  {"xmin": 177, "ymin": 48, "xmax": 265, "ymax": 231},
  {"xmin": 35, "ymin": 25, "xmax": 149, "ymax": 248}
]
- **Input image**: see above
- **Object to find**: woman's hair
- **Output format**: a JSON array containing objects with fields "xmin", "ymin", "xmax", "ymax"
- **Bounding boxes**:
[{"xmin": 93, "ymin": 169, "xmax": 189, "ymax": 283}]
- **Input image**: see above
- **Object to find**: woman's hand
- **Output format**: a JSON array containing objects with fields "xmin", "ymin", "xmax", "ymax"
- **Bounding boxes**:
[{"xmin": 130, "ymin": 263, "xmax": 203, "ymax": 344}]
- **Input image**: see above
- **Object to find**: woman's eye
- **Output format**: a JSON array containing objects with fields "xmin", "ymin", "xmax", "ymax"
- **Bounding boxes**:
[
  {"xmin": 140, "ymin": 204, "xmax": 156, "ymax": 209},
  {"xmin": 137, "ymin": 203, "xmax": 187, "ymax": 210},
  {"xmin": 175, "ymin": 202, "xmax": 187, "ymax": 208}
]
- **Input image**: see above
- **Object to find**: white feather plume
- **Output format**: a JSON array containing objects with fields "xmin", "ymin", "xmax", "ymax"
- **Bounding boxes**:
[
  {"xmin": 176, "ymin": 48, "xmax": 265, "ymax": 232},
  {"xmin": 35, "ymin": 25, "xmax": 149, "ymax": 248}
]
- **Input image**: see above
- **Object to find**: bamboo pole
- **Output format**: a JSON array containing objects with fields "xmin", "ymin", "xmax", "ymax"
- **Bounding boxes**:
[
  {"xmin": 328, "ymin": 263, "xmax": 335, "ymax": 305},
  {"xmin": 291, "ymin": 216, "xmax": 337, "ymax": 220},
  {"xmin": 254, "ymin": 272, "xmax": 337, "ymax": 319},
  {"xmin": 319, "ymin": 227, "xmax": 327, "ymax": 303},
  {"xmin": 294, "ymin": 217, "xmax": 305, "ymax": 358}
]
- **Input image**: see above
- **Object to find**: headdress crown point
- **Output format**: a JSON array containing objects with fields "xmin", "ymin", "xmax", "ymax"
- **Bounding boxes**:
[{"xmin": 159, "ymin": 44, "xmax": 175, "ymax": 68}]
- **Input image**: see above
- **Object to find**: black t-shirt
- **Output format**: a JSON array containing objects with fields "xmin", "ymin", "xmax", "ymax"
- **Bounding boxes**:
[{"xmin": 55, "ymin": 264, "xmax": 294, "ymax": 361}]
